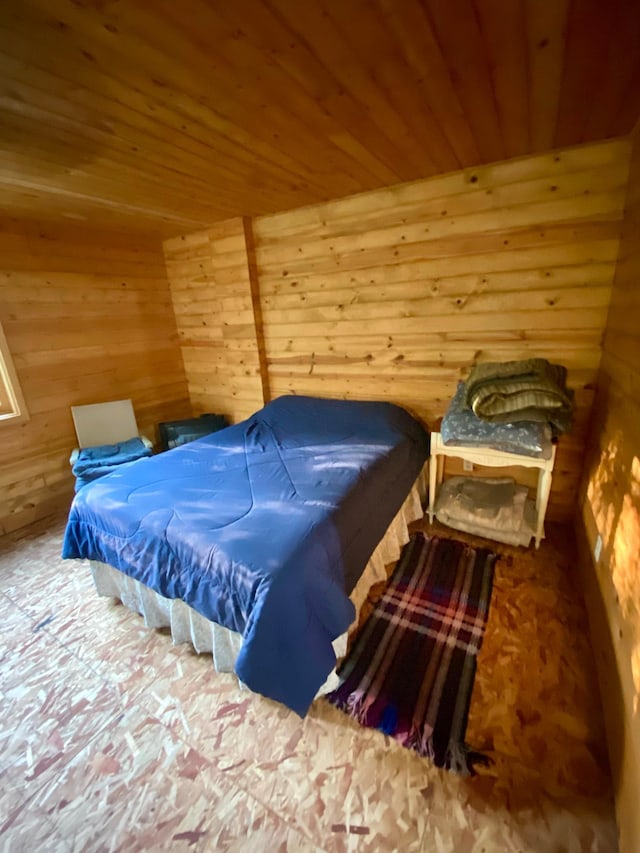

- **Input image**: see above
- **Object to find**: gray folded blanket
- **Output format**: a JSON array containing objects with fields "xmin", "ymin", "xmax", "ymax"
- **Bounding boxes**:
[
  {"xmin": 435, "ymin": 476, "xmax": 535, "ymax": 547},
  {"xmin": 464, "ymin": 358, "xmax": 573, "ymax": 433},
  {"xmin": 442, "ymin": 381, "xmax": 554, "ymax": 458}
]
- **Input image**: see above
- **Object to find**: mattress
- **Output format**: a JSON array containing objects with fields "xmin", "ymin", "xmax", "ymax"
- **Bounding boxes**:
[{"xmin": 63, "ymin": 395, "xmax": 429, "ymax": 715}]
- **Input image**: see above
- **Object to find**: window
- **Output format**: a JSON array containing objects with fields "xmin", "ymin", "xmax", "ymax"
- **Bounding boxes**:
[{"xmin": 0, "ymin": 320, "xmax": 28, "ymax": 424}]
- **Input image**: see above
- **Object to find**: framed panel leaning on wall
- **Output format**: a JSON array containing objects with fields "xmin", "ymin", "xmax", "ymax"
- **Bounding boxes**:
[{"xmin": 0, "ymin": 319, "xmax": 28, "ymax": 425}]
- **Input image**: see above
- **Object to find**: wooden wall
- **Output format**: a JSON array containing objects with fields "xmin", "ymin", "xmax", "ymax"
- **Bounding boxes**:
[
  {"xmin": 253, "ymin": 139, "xmax": 629, "ymax": 521},
  {"xmin": 576, "ymin": 129, "xmax": 640, "ymax": 853},
  {"xmin": 164, "ymin": 219, "xmax": 267, "ymax": 424},
  {"xmin": 165, "ymin": 138, "xmax": 630, "ymax": 523},
  {"xmin": 0, "ymin": 221, "xmax": 191, "ymax": 534}
]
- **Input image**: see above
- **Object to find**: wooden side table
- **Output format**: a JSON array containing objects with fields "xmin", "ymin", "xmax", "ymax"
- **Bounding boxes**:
[{"xmin": 427, "ymin": 431, "xmax": 556, "ymax": 548}]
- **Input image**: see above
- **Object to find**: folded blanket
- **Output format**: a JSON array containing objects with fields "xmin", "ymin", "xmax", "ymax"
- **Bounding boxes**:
[
  {"xmin": 441, "ymin": 381, "xmax": 554, "ymax": 458},
  {"xmin": 72, "ymin": 437, "xmax": 152, "ymax": 477},
  {"xmin": 74, "ymin": 464, "xmax": 141, "ymax": 493},
  {"xmin": 435, "ymin": 476, "xmax": 528, "ymax": 533},
  {"xmin": 464, "ymin": 358, "xmax": 573, "ymax": 433},
  {"xmin": 435, "ymin": 476, "xmax": 535, "ymax": 547},
  {"xmin": 436, "ymin": 504, "xmax": 536, "ymax": 548}
]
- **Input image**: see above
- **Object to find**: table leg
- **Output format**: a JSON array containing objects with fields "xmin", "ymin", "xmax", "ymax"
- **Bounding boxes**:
[
  {"xmin": 428, "ymin": 452, "xmax": 438, "ymax": 524},
  {"xmin": 535, "ymin": 467, "xmax": 553, "ymax": 548}
]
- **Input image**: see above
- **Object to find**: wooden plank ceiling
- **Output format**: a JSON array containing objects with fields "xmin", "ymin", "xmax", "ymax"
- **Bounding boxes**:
[{"xmin": 1, "ymin": 0, "xmax": 639, "ymax": 236}]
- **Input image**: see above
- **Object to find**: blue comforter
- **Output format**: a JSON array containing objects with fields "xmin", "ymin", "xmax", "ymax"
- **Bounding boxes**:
[{"xmin": 62, "ymin": 395, "xmax": 429, "ymax": 715}]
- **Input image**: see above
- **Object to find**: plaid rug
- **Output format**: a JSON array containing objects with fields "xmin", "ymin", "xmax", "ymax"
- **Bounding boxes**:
[{"xmin": 326, "ymin": 532, "xmax": 497, "ymax": 774}]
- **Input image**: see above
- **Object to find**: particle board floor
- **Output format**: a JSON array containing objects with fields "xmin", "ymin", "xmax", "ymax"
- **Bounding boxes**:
[{"xmin": 0, "ymin": 513, "xmax": 617, "ymax": 852}]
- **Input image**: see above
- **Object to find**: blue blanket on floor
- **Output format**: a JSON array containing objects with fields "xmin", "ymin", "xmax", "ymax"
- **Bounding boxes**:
[
  {"xmin": 62, "ymin": 395, "xmax": 429, "ymax": 716},
  {"xmin": 72, "ymin": 437, "xmax": 152, "ymax": 491}
]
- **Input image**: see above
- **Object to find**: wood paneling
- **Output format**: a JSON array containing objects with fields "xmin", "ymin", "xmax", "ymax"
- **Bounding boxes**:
[
  {"xmin": 0, "ymin": 221, "xmax": 191, "ymax": 534},
  {"xmin": 251, "ymin": 139, "xmax": 630, "ymax": 522},
  {"xmin": 164, "ymin": 220, "xmax": 266, "ymax": 424},
  {"xmin": 166, "ymin": 139, "xmax": 629, "ymax": 522},
  {"xmin": 0, "ymin": 0, "xmax": 639, "ymax": 234},
  {"xmin": 577, "ymin": 129, "xmax": 640, "ymax": 853}
]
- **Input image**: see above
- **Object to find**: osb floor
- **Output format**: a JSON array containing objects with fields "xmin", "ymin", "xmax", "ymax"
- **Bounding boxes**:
[{"xmin": 0, "ymin": 513, "xmax": 617, "ymax": 852}]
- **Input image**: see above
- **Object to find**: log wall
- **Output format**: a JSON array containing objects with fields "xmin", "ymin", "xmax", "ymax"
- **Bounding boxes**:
[
  {"xmin": 577, "ymin": 129, "xmax": 640, "ymax": 853},
  {"xmin": 165, "ymin": 140, "xmax": 629, "ymax": 522},
  {"xmin": 0, "ymin": 220, "xmax": 190, "ymax": 534},
  {"xmin": 253, "ymin": 139, "xmax": 630, "ymax": 521},
  {"xmin": 164, "ymin": 218, "xmax": 267, "ymax": 424}
]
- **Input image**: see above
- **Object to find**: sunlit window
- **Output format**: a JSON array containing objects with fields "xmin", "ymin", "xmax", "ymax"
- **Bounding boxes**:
[{"xmin": 0, "ymin": 319, "xmax": 28, "ymax": 424}]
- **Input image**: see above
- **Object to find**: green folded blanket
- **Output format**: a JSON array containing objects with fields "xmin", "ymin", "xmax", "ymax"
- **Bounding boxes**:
[{"xmin": 464, "ymin": 358, "xmax": 573, "ymax": 432}]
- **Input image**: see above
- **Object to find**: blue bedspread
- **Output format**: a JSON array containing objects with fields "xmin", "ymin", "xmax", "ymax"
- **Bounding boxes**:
[{"xmin": 62, "ymin": 395, "xmax": 429, "ymax": 715}]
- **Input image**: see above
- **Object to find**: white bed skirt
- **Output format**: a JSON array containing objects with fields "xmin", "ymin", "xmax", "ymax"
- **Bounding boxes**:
[{"xmin": 90, "ymin": 466, "xmax": 427, "ymax": 697}]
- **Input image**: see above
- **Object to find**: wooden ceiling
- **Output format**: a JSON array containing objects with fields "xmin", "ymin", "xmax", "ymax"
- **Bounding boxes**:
[{"xmin": 1, "ymin": 0, "xmax": 640, "ymax": 236}]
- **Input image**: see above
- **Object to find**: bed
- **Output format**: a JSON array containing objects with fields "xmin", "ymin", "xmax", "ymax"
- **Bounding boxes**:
[{"xmin": 62, "ymin": 395, "xmax": 429, "ymax": 715}]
